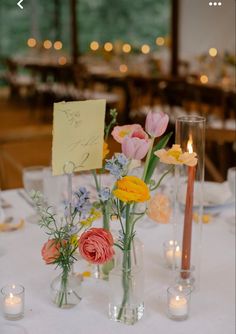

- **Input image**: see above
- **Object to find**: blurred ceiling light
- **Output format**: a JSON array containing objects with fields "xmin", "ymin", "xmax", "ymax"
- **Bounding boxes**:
[
  {"xmin": 155, "ymin": 37, "xmax": 165, "ymax": 46},
  {"xmin": 119, "ymin": 64, "xmax": 128, "ymax": 73},
  {"xmin": 90, "ymin": 41, "xmax": 99, "ymax": 51},
  {"xmin": 141, "ymin": 44, "xmax": 150, "ymax": 54},
  {"xmin": 122, "ymin": 43, "xmax": 131, "ymax": 53},
  {"xmin": 54, "ymin": 41, "xmax": 63, "ymax": 50},
  {"xmin": 209, "ymin": 47, "xmax": 217, "ymax": 57},
  {"xmin": 58, "ymin": 56, "xmax": 67, "ymax": 65},
  {"xmin": 200, "ymin": 75, "xmax": 208, "ymax": 84},
  {"xmin": 27, "ymin": 38, "xmax": 37, "ymax": 48},
  {"xmin": 43, "ymin": 40, "xmax": 52, "ymax": 49},
  {"xmin": 104, "ymin": 42, "xmax": 113, "ymax": 52}
]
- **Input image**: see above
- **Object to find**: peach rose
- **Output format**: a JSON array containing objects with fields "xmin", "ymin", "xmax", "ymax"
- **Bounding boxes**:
[
  {"xmin": 41, "ymin": 239, "xmax": 64, "ymax": 264},
  {"xmin": 79, "ymin": 228, "xmax": 114, "ymax": 264},
  {"xmin": 147, "ymin": 193, "xmax": 171, "ymax": 224}
]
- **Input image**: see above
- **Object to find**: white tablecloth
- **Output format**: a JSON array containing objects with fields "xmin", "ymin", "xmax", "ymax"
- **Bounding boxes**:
[{"xmin": 0, "ymin": 180, "xmax": 235, "ymax": 334}]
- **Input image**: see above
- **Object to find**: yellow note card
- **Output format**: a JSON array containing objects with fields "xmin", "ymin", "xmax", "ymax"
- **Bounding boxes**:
[{"xmin": 52, "ymin": 100, "xmax": 106, "ymax": 175}]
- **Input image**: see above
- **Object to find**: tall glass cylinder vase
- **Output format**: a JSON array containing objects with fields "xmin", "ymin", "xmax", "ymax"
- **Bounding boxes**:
[
  {"xmin": 108, "ymin": 238, "xmax": 144, "ymax": 325},
  {"xmin": 174, "ymin": 116, "xmax": 205, "ymax": 290}
]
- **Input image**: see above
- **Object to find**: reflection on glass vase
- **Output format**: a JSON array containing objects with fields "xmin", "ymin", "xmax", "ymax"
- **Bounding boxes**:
[
  {"xmin": 108, "ymin": 238, "xmax": 144, "ymax": 325},
  {"xmin": 92, "ymin": 259, "xmax": 114, "ymax": 280},
  {"xmin": 50, "ymin": 269, "xmax": 83, "ymax": 308}
]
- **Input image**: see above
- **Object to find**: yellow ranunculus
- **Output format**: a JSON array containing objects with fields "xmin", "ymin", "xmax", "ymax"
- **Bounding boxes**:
[
  {"xmin": 154, "ymin": 144, "xmax": 197, "ymax": 167},
  {"xmin": 113, "ymin": 176, "xmax": 150, "ymax": 203}
]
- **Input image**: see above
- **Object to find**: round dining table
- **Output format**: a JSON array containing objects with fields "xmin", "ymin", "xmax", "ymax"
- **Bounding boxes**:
[{"xmin": 0, "ymin": 174, "xmax": 235, "ymax": 334}]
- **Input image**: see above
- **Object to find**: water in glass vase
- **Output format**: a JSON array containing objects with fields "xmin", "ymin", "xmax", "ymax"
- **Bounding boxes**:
[
  {"xmin": 108, "ymin": 238, "xmax": 144, "ymax": 325},
  {"xmin": 50, "ymin": 271, "xmax": 83, "ymax": 308}
]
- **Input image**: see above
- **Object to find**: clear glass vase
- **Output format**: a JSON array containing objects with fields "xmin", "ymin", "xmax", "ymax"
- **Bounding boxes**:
[
  {"xmin": 92, "ymin": 259, "xmax": 114, "ymax": 280},
  {"xmin": 108, "ymin": 238, "xmax": 144, "ymax": 325},
  {"xmin": 50, "ymin": 270, "xmax": 83, "ymax": 308}
]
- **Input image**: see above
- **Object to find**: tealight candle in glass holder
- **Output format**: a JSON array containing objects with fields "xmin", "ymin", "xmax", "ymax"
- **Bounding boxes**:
[
  {"xmin": 163, "ymin": 240, "xmax": 181, "ymax": 268},
  {"xmin": 167, "ymin": 285, "xmax": 191, "ymax": 321},
  {"xmin": 1, "ymin": 284, "xmax": 25, "ymax": 320}
]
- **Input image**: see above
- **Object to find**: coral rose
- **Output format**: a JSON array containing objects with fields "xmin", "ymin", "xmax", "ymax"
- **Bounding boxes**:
[
  {"xmin": 113, "ymin": 175, "xmax": 150, "ymax": 203},
  {"xmin": 79, "ymin": 228, "xmax": 114, "ymax": 264},
  {"xmin": 41, "ymin": 239, "xmax": 65, "ymax": 264}
]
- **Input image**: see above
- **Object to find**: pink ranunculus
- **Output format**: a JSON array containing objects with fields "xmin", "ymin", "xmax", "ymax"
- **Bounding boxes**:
[
  {"xmin": 79, "ymin": 228, "xmax": 114, "ymax": 264},
  {"xmin": 122, "ymin": 136, "xmax": 150, "ymax": 160},
  {"xmin": 41, "ymin": 239, "xmax": 64, "ymax": 265},
  {"xmin": 145, "ymin": 110, "xmax": 169, "ymax": 138},
  {"xmin": 111, "ymin": 124, "xmax": 144, "ymax": 144}
]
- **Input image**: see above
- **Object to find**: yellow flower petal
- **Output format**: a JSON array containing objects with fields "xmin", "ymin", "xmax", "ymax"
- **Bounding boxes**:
[
  {"xmin": 155, "ymin": 144, "xmax": 198, "ymax": 166},
  {"xmin": 113, "ymin": 176, "xmax": 150, "ymax": 203}
]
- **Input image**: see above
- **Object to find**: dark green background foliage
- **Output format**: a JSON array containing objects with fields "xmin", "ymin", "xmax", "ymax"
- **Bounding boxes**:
[{"xmin": 0, "ymin": 0, "xmax": 170, "ymax": 56}]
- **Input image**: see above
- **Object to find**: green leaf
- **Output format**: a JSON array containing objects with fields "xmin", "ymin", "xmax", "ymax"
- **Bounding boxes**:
[{"xmin": 144, "ymin": 132, "xmax": 173, "ymax": 184}]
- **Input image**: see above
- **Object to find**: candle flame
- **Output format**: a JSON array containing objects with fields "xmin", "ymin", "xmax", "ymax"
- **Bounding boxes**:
[
  {"xmin": 176, "ymin": 246, "xmax": 180, "ymax": 252},
  {"xmin": 169, "ymin": 240, "xmax": 174, "ymax": 246},
  {"xmin": 176, "ymin": 295, "xmax": 180, "ymax": 301},
  {"xmin": 9, "ymin": 293, "xmax": 13, "ymax": 298},
  {"xmin": 187, "ymin": 135, "xmax": 193, "ymax": 154}
]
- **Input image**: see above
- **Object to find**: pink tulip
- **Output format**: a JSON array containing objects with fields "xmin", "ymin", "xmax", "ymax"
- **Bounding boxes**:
[
  {"xmin": 79, "ymin": 228, "xmax": 114, "ymax": 264},
  {"xmin": 145, "ymin": 111, "xmax": 169, "ymax": 138},
  {"xmin": 122, "ymin": 136, "xmax": 150, "ymax": 160}
]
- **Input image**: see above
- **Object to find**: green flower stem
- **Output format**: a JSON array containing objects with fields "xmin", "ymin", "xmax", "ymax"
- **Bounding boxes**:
[
  {"xmin": 102, "ymin": 205, "xmax": 109, "ymax": 231},
  {"xmin": 150, "ymin": 166, "xmax": 174, "ymax": 191},
  {"xmin": 118, "ymin": 204, "xmax": 132, "ymax": 321},
  {"xmin": 92, "ymin": 170, "xmax": 110, "ymax": 231},
  {"xmin": 92, "ymin": 170, "xmax": 100, "ymax": 192},
  {"xmin": 142, "ymin": 137, "xmax": 155, "ymax": 182},
  {"xmin": 58, "ymin": 269, "xmax": 68, "ymax": 308}
]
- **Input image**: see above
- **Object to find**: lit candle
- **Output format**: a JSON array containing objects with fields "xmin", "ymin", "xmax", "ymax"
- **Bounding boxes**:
[
  {"xmin": 166, "ymin": 246, "xmax": 181, "ymax": 268},
  {"xmin": 1, "ymin": 284, "xmax": 25, "ymax": 320},
  {"xmin": 181, "ymin": 136, "xmax": 196, "ymax": 279},
  {"xmin": 4, "ymin": 293, "xmax": 23, "ymax": 315},
  {"xmin": 164, "ymin": 241, "xmax": 181, "ymax": 268},
  {"xmin": 169, "ymin": 295, "xmax": 188, "ymax": 317},
  {"xmin": 167, "ymin": 285, "xmax": 191, "ymax": 320}
]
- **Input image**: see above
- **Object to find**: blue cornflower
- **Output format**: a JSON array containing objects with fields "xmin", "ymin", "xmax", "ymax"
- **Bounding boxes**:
[
  {"xmin": 99, "ymin": 187, "xmax": 111, "ymax": 202},
  {"xmin": 73, "ymin": 187, "xmax": 91, "ymax": 217},
  {"xmin": 116, "ymin": 153, "xmax": 129, "ymax": 166},
  {"xmin": 105, "ymin": 154, "xmax": 129, "ymax": 179}
]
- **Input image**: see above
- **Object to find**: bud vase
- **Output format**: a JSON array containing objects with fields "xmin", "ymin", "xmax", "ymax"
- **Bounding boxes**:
[
  {"xmin": 108, "ymin": 238, "xmax": 144, "ymax": 325},
  {"xmin": 50, "ymin": 269, "xmax": 83, "ymax": 308}
]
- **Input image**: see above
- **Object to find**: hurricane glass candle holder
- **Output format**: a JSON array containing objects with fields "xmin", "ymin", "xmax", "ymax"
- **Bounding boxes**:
[
  {"xmin": 1, "ymin": 284, "xmax": 25, "ymax": 320},
  {"xmin": 163, "ymin": 240, "xmax": 181, "ymax": 269},
  {"xmin": 174, "ymin": 116, "xmax": 205, "ymax": 289},
  {"xmin": 167, "ymin": 285, "xmax": 191, "ymax": 321}
]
